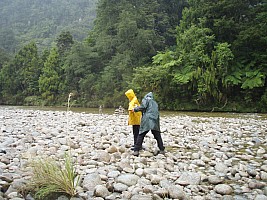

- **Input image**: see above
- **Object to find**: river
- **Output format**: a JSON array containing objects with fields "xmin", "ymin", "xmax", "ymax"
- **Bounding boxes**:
[{"xmin": 2, "ymin": 105, "xmax": 267, "ymax": 119}]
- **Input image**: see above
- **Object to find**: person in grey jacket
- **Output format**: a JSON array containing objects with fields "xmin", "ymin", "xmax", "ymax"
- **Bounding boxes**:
[{"xmin": 132, "ymin": 92, "xmax": 165, "ymax": 156}]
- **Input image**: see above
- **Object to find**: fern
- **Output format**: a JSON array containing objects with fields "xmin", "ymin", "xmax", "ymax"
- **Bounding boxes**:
[{"xmin": 241, "ymin": 70, "xmax": 265, "ymax": 89}]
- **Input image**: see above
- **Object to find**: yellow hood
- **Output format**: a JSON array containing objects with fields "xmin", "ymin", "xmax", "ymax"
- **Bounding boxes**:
[{"xmin": 125, "ymin": 89, "xmax": 135, "ymax": 101}]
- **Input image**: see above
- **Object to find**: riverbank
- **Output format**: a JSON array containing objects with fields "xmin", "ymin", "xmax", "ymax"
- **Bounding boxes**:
[{"xmin": 0, "ymin": 106, "xmax": 267, "ymax": 200}]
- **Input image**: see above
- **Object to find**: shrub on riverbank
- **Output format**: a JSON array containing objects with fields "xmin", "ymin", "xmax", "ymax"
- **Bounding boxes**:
[{"xmin": 23, "ymin": 152, "xmax": 80, "ymax": 199}]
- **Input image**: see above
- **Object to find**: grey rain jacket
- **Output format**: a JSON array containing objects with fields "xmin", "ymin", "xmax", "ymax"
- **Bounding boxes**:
[{"xmin": 133, "ymin": 92, "xmax": 160, "ymax": 134}]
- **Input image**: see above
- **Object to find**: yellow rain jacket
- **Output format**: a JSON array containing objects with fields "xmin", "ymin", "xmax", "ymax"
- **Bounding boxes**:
[{"xmin": 125, "ymin": 89, "xmax": 142, "ymax": 125}]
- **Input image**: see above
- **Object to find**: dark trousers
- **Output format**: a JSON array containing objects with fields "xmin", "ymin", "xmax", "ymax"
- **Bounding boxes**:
[
  {"xmin": 134, "ymin": 130, "xmax": 164, "ymax": 151},
  {"xmin": 132, "ymin": 125, "xmax": 140, "ymax": 146}
]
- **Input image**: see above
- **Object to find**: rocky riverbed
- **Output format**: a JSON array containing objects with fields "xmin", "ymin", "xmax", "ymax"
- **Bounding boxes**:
[{"xmin": 0, "ymin": 106, "xmax": 267, "ymax": 200}]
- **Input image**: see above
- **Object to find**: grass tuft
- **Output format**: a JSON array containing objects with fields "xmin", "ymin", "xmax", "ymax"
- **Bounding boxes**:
[{"xmin": 26, "ymin": 152, "xmax": 80, "ymax": 199}]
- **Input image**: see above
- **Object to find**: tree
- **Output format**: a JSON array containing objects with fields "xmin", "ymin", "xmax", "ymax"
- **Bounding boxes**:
[
  {"xmin": 38, "ymin": 47, "xmax": 62, "ymax": 103},
  {"xmin": 0, "ymin": 48, "xmax": 10, "ymax": 69},
  {"xmin": 0, "ymin": 42, "xmax": 41, "ymax": 104},
  {"xmin": 56, "ymin": 31, "xmax": 74, "ymax": 56}
]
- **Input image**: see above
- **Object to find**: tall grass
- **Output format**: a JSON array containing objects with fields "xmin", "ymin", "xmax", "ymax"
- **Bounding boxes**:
[{"xmin": 26, "ymin": 152, "xmax": 80, "ymax": 199}]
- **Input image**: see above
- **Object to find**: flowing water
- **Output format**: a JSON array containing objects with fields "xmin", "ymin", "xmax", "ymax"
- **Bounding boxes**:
[{"xmin": 6, "ymin": 105, "xmax": 267, "ymax": 119}]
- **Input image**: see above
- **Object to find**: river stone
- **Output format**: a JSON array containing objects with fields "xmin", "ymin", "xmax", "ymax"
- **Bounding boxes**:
[
  {"xmin": 120, "ymin": 191, "xmax": 132, "ymax": 199},
  {"xmin": 214, "ymin": 184, "xmax": 233, "ymax": 195},
  {"xmin": 6, "ymin": 191, "xmax": 20, "ymax": 199},
  {"xmin": 113, "ymin": 183, "xmax": 128, "ymax": 192},
  {"xmin": 192, "ymin": 152, "xmax": 200, "ymax": 159},
  {"xmin": 143, "ymin": 185, "xmax": 155, "ymax": 193},
  {"xmin": 215, "ymin": 162, "xmax": 229, "ymax": 173},
  {"xmin": 207, "ymin": 175, "xmax": 223, "ymax": 185},
  {"xmin": 56, "ymin": 195, "xmax": 69, "ymax": 200},
  {"xmin": 261, "ymin": 171, "xmax": 267, "ymax": 180},
  {"xmin": 153, "ymin": 194, "xmax": 164, "ymax": 200},
  {"xmin": 264, "ymin": 186, "xmax": 267, "ymax": 196},
  {"xmin": 176, "ymin": 172, "xmax": 201, "ymax": 185},
  {"xmin": 247, "ymin": 168, "xmax": 257, "ymax": 177},
  {"xmin": 154, "ymin": 188, "xmax": 169, "ymax": 198},
  {"xmin": 117, "ymin": 174, "xmax": 139, "ymax": 186},
  {"xmin": 248, "ymin": 181, "xmax": 266, "ymax": 189},
  {"xmin": 123, "ymin": 166, "xmax": 135, "ymax": 173},
  {"xmin": 257, "ymin": 148, "xmax": 266, "ymax": 155},
  {"xmin": 82, "ymin": 173, "xmax": 102, "ymax": 191},
  {"xmin": 117, "ymin": 159, "xmax": 132, "ymax": 170},
  {"xmin": 131, "ymin": 194, "xmax": 153, "ymax": 200},
  {"xmin": 150, "ymin": 175, "xmax": 162, "ymax": 185},
  {"xmin": 192, "ymin": 159, "xmax": 205, "ymax": 167},
  {"xmin": 107, "ymin": 145, "xmax": 118, "ymax": 153},
  {"xmin": 221, "ymin": 195, "xmax": 234, "ymax": 200},
  {"xmin": 168, "ymin": 184, "xmax": 185, "ymax": 199},
  {"xmin": 1, "ymin": 157, "xmax": 10, "ymax": 165},
  {"xmin": 0, "ymin": 173, "xmax": 13, "ymax": 183},
  {"xmin": 140, "ymin": 151, "xmax": 154, "ymax": 157},
  {"xmin": 135, "ymin": 168, "xmax": 144, "ymax": 177},
  {"xmin": 255, "ymin": 195, "xmax": 267, "ymax": 200},
  {"xmin": 261, "ymin": 165, "xmax": 267, "ymax": 172},
  {"xmin": 137, "ymin": 177, "xmax": 151, "ymax": 188},
  {"xmin": 93, "ymin": 150, "xmax": 111, "ymax": 162},
  {"xmin": 94, "ymin": 185, "xmax": 110, "ymax": 198},
  {"xmin": 107, "ymin": 170, "xmax": 120, "ymax": 178},
  {"xmin": 105, "ymin": 193, "xmax": 119, "ymax": 200},
  {"xmin": 159, "ymin": 179, "xmax": 172, "ymax": 189}
]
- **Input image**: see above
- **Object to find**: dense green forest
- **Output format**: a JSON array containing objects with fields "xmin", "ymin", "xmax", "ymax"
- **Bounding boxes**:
[{"xmin": 0, "ymin": 0, "xmax": 267, "ymax": 112}]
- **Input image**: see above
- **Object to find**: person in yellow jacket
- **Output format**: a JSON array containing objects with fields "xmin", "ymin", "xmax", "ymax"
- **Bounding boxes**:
[{"xmin": 125, "ymin": 89, "xmax": 142, "ymax": 150}]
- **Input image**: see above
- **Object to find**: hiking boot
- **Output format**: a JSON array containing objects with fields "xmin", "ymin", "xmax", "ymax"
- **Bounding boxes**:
[
  {"xmin": 131, "ymin": 145, "xmax": 145, "ymax": 151},
  {"xmin": 0, "ymin": 149, "xmax": 6, "ymax": 154},
  {"xmin": 153, "ymin": 149, "xmax": 165, "ymax": 156},
  {"xmin": 159, "ymin": 150, "xmax": 165, "ymax": 154},
  {"xmin": 133, "ymin": 151, "xmax": 139, "ymax": 156}
]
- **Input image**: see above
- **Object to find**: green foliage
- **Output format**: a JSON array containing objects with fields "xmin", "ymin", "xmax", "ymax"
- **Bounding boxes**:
[
  {"xmin": 25, "ymin": 152, "xmax": 80, "ymax": 199},
  {"xmin": 242, "ymin": 70, "xmax": 266, "ymax": 89},
  {"xmin": 56, "ymin": 31, "xmax": 74, "ymax": 56},
  {"xmin": 0, "ymin": 42, "xmax": 41, "ymax": 104},
  {"xmin": 0, "ymin": 48, "xmax": 10, "ymax": 70},
  {"xmin": 130, "ymin": 0, "xmax": 266, "ymax": 111},
  {"xmin": 38, "ymin": 47, "xmax": 63, "ymax": 103},
  {"xmin": 152, "ymin": 20, "xmax": 234, "ymax": 104},
  {"xmin": 24, "ymin": 96, "xmax": 43, "ymax": 106}
]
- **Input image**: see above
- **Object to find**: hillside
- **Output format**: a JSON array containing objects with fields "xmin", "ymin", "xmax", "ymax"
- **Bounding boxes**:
[{"xmin": 0, "ymin": 0, "xmax": 97, "ymax": 53}]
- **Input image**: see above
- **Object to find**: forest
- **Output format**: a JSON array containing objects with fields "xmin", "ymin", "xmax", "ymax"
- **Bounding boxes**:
[{"xmin": 0, "ymin": 0, "xmax": 266, "ymax": 113}]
